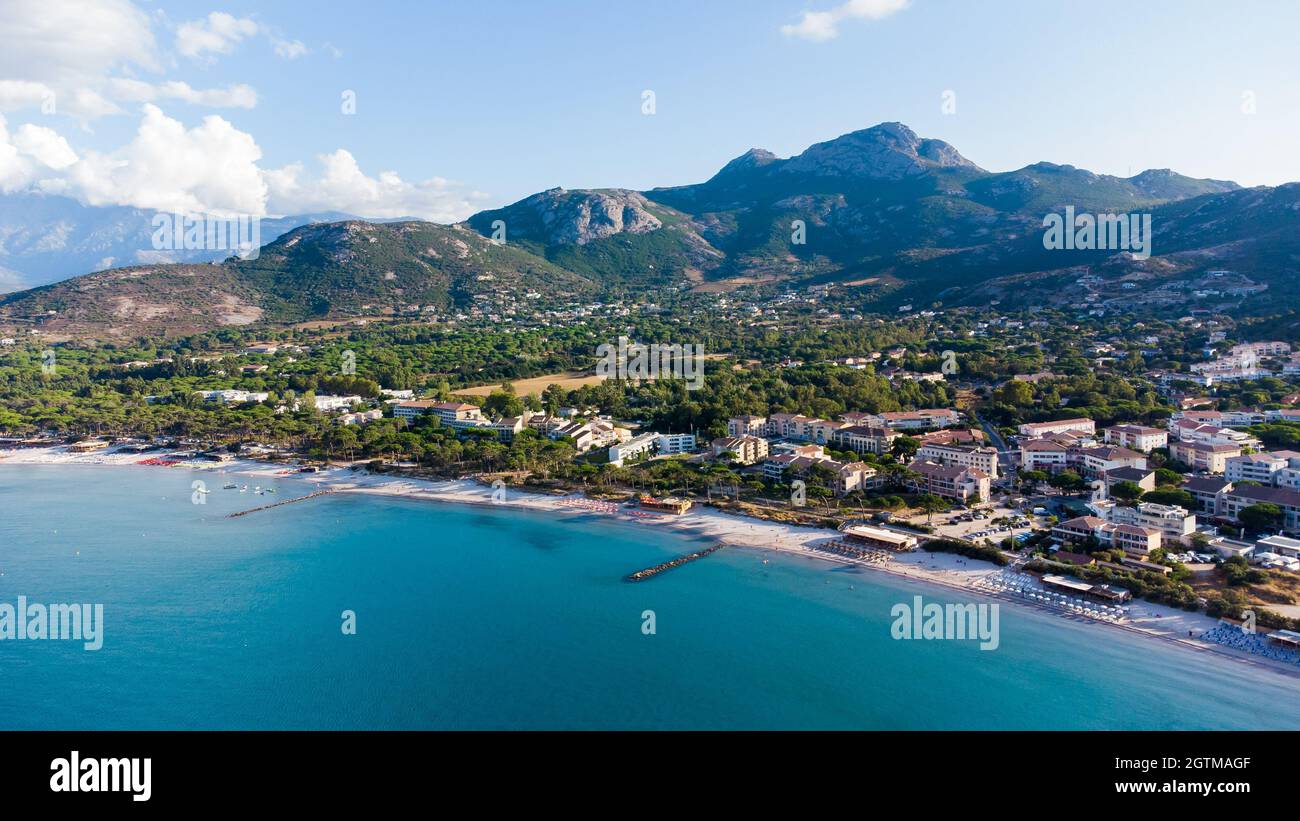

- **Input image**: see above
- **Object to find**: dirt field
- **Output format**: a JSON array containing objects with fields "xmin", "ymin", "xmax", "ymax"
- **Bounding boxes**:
[{"xmin": 454, "ymin": 371, "xmax": 607, "ymax": 397}]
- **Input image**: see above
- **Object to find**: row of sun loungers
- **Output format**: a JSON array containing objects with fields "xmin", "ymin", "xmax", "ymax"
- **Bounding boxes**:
[
  {"xmin": 1202, "ymin": 625, "xmax": 1300, "ymax": 665},
  {"xmin": 975, "ymin": 569, "xmax": 1127, "ymax": 623}
]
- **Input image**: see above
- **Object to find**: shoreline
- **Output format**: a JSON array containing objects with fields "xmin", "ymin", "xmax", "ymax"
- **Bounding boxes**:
[{"xmin": 5, "ymin": 445, "xmax": 1300, "ymax": 682}]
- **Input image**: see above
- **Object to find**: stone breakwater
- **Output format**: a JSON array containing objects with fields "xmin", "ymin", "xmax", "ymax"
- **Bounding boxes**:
[
  {"xmin": 624, "ymin": 543, "xmax": 726, "ymax": 581},
  {"xmin": 227, "ymin": 489, "xmax": 335, "ymax": 518}
]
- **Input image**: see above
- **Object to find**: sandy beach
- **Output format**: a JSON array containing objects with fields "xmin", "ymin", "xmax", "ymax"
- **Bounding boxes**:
[{"xmin": 4, "ymin": 443, "xmax": 1299, "ymax": 681}]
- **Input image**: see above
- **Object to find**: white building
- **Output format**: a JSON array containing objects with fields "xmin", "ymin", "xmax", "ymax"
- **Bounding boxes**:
[
  {"xmin": 657, "ymin": 433, "xmax": 697, "ymax": 456},
  {"xmin": 1107, "ymin": 502, "xmax": 1197, "ymax": 547},
  {"xmin": 609, "ymin": 432, "xmax": 660, "ymax": 466},
  {"xmin": 338, "ymin": 409, "xmax": 383, "ymax": 425},
  {"xmin": 314, "ymin": 395, "xmax": 362, "ymax": 412},
  {"xmin": 394, "ymin": 400, "xmax": 484, "ymax": 425},
  {"xmin": 1256, "ymin": 535, "xmax": 1300, "ymax": 559},
  {"xmin": 1018, "ymin": 418, "xmax": 1096, "ymax": 438},
  {"xmin": 1102, "ymin": 425, "xmax": 1167, "ymax": 452},
  {"xmin": 195, "ymin": 389, "xmax": 269, "ymax": 404},
  {"xmin": 1170, "ymin": 420, "xmax": 1260, "ymax": 449},
  {"xmin": 1224, "ymin": 450, "xmax": 1300, "ymax": 490},
  {"xmin": 1019, "ymin": 439, "xmax": 1071, "ymax": 472},
  {"xmin": 875, "ymin": 409, "xmax": 962, "ymax": 430},
  {"xmin": 915, "ymin": 442, "xmax": 1000, "ymax": 479}
]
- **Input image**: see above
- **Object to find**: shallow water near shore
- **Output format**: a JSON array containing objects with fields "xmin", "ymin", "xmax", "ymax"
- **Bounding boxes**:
[{"xmin": 2, "ymin": 463, "xmax": 1298, "ymax": 730}]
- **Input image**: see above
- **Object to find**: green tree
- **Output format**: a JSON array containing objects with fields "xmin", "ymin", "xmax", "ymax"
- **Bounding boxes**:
[
  {"xmin": 891, "ymin": 435, "xmax": 920, "ymax": 460},
  {"xmin": 1239, "ymin": 503, "xmax": 1284, "ymax": 534},
  {"xmin": 915, "ymin": 493, "xmax": 949, "ymax": 523},
  {"xmin": 1110, "ymin": 481, "xmax": 1145, "ymax": 504},
  {"xmin": 1141, "ymin": 488, "xmax": 1195, "ymax": 509}
]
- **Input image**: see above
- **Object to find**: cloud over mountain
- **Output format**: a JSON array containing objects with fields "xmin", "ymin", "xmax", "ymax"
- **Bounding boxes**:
[{"xmin": 0, "ymin": 1, "xmax": 488, "ymax": 220}]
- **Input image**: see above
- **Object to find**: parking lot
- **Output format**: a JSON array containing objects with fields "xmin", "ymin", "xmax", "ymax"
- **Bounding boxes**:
[{"xmin": 914, "ymin": 502, "xmax": 1046, "ymax": 547}]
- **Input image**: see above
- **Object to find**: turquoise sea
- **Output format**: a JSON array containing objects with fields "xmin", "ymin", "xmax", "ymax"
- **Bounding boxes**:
[{"xmin": 1, "ymin": 464, "xmax": 1298, "ymax": 730}]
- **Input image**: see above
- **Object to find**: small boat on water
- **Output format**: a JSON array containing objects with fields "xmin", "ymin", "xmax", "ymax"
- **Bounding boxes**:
[
  {"xmin": 223, "ymin": 483, "xmax": 238, "ymax": 490},
  {"xmin": 240, "ymin": 485, "xmax": 248, "ymax": 493}
]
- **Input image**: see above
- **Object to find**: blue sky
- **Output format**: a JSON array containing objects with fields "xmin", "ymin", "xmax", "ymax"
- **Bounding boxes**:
[{"xmin": 2, "ymin": 0, "xmax": 1298, "ymax": 219}]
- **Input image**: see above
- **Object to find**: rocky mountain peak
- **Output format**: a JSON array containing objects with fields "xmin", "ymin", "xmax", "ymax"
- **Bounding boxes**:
[
  {"xmin": 513, "ymin": 188, "xmax": 663, "ymax": 245},
  {"xmin": 711, "ymin": 148, "xmax": 779, "ymax": 179},
  {"xmin": 782, "ymin": 121, "xmax": 982, "ymax": 180}
]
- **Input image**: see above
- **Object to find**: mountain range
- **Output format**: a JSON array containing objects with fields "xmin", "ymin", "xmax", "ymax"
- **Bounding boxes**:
[
  {"xmin": 3, "ymin": 121, "xmax": 1296, "ymax": 339},
  {"xmin": 0, "ymin": 195, "xmax": 406, "ymax": 293}
]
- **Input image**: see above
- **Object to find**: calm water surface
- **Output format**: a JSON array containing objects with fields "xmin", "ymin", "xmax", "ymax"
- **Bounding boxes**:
[{"xmin": 1, "ymin": 464, "xmax": 1297, "ymax": 729}]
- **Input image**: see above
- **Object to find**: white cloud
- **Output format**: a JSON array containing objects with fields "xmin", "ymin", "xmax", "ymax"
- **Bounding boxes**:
[
  {"xmin": 783, "ymin": 11, "xmax": 839, "ymax": 41},
  {"xmin": 0, "ymin": 0, "xmax": 482, "ymax": 224},
  {"xmin": 0, "ymin": 80, "xmax": 56, "ymax": 112},
  {"xmin": 0, "ymin": 0, "xmax": 158, "ymax": 119},
  {"xmin": 107, "ymin": 78, "xmax": 258, "ymax": 109},
  {"xmin": 176, "ymin": 12, "xmax": 260, "ymax": 60},
  {"xmin": 1, "ymin": 106, "xmax": 487, "ymax": 222},
  {"xmin": 265, "ymin": 150, "xmax": 490, "ymax": 222},
  {"xmin": 781, "ymin": 0, "xmax": 909, "ymax": 41},
  {"xmin": 68, "ymin": 87, "xmax": 123, "ymax": 119},
  {"xmin": 272, "ymin": 38, "xmax": 309, "ymax": 60},
  {"xmin": 174, "ymin": 12, "xmax": 311, "ymax": 63},
  {"xmin": 0, "ymin": 0, "xmax": 158, "ymax": 81},
  {"xmin": 65, "ymin": 104, "xmax": 267, "ymax": 216},
  {"xmin": 12, "ymin": 123, "xmax": 79, "ymax": 169},
  {"xmin": 0, "ymin": 1, "xmax": 270, "ymax": 121},
  {"xmin": 0, "ymin": 115, "xmax": 81, "ymax": 192},
  {"xmin": 0, "ymin": 120, "xmax": 27, "ymax": 192},
  {"xmin": 159, "ymin": 81, "xmax": 258, "ymax": 108}
]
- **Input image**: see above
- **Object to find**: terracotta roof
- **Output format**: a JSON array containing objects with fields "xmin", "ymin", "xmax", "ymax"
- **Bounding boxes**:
[{"xmin": 1056, "ymin": 515, "xmax": 1107, "ymax": 529}]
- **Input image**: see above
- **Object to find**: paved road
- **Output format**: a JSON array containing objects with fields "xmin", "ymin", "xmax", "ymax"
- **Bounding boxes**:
[{"xmin": 974, "ymin": 412, "xmax": 1017, "ymax": 481}]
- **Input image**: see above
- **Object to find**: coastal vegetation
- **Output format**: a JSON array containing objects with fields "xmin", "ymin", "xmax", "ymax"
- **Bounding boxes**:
[{"xmin": 921, "ymin": 538, "xmax": 1010, "ymax": 566}]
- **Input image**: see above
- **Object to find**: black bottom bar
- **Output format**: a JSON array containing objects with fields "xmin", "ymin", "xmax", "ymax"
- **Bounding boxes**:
[{"xmin": 4, "ymin": 731, "xmax": 1290, "ymax": 807}]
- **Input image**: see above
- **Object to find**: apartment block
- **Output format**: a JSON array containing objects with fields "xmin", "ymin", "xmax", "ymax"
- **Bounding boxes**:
[
  {"xmin": 831, "ymin": 425, "xmax": 899, "ymax": 455},
  {"xmin": 1018, "ymin": 418, "xmax": 1096, "ymax": 438},
  {"xmin": 1224, "ymin": 450, "xmax": 1300, "ymax": 489},
  {"xmin": 1102, "ymin": 425, "xmax": 1167, "ymax": 452},
  {"xmin": 726, "ymin": 415, "xmax": 768, "ymax": 437},
  {"xmin": 1109, "ymin": 502, "xmax": 1197, "ymax": 546},
  {"xmin": 1217, "ymin": 484, "xmax": 1300, "ymax": 531},
  {"xmin": 1052, "ymin": 516, "xmax": 1163, "ymax": 556},
  {"xmin": 1182, "ymin": 476, "xmax": 1233, "ymax": 515},
  {"xmin": 915, "ymin": 442, "xmax": 1000, "ymax": 479},
  {"xmin": 875, "ymin": 409, "xmax": 962, "ymax": 430},
  {"xmin": 657, "ymin": 433, "xmax": 697, "ymax": 456},
  {"xmin": 711, "ymin": 435, "xmax": 769, "ymax": 465},
  {"xmin": 1169, "ymin": 440, "xmax": 1241, "ymax": 474},
  {"xmin": 904, "ymin": 460, "xmax": 990, "ymax": 503}
]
